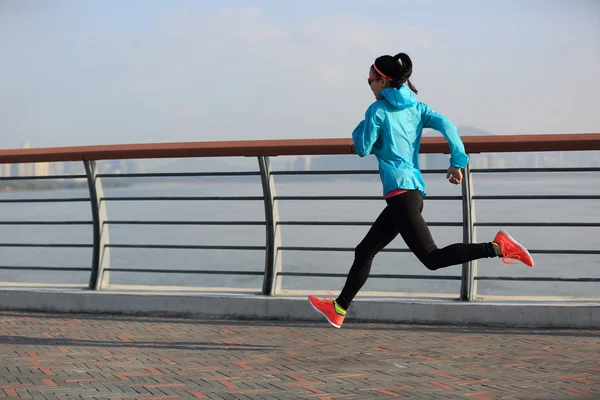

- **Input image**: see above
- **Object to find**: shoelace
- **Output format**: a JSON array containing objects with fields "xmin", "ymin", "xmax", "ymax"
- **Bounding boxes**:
[
  {"xmin": 502, "ymin": 253, "xmax": 522, "ymax": 265},
  {"xmin": 318, "ymin": 291, "xmax": 337, "ymax": 304}
]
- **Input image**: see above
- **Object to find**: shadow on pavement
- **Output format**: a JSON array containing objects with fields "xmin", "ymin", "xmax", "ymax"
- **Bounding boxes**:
[{"xmin": 0, "ymin": 335, "xmax": 279, "ymax": 351}]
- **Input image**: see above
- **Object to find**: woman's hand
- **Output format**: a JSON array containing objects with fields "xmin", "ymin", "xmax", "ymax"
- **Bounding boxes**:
[{"xmin": 446, "ymin": 167, "xmax": 463, "ymax": 185}]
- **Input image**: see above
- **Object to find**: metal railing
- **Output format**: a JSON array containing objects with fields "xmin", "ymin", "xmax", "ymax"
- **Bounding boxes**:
[{"xmin": 1, "ymin": 133, "xmax": 599, "ymax": 300}]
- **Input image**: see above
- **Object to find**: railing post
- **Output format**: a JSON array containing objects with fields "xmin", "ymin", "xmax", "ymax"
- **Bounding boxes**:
[
  {"xmin": 258, "ymin": 156, "xmax": 282, "ymax": 295},
  {"xmin": 460, "ymin": 159, "xmax": 477, "ymax": 300},
  {"xmin": 84, "ymin": 160, "xmax": 111, "ymax": 290}
]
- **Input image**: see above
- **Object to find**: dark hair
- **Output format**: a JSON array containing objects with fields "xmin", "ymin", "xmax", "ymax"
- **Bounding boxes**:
[{"xmin": 371, "ymin": 53, "xmax": 418, "ymax": 94}]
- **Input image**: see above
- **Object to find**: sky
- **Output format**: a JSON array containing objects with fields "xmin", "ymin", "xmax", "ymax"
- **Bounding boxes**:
[{"xmin": 1, "ymin": 0, "xmax": 599, "ymax": 149}]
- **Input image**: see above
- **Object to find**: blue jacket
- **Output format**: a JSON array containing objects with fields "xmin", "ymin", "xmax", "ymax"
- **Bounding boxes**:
[{"xmin": 352, "ymin": 86, "xmax": 469, "ymax": 197}]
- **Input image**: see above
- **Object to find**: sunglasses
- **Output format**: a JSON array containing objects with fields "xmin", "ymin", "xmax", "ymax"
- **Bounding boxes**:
[{"xmin": 367, "ymin": 77, "xmax": 381, "ymax": 86}]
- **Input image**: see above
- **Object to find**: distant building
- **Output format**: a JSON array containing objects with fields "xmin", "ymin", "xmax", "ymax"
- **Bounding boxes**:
[
  {"xmin": 51, "ymin": 162, "xmax": 65, "ymax": 176},
  {"xmin": 34, "ymin": 162, "xmax": 50, "ymax": 177},
  {"xmin": 0, "ymin": 163, "xmax": 11, "ymax": 177},
  {"xmin": 18, "ymin": 163, "xmax": 34, "ymax": 177},
  {"xmin": 17, "ymin": 141, "xmax": 34, "ymax": 177}
]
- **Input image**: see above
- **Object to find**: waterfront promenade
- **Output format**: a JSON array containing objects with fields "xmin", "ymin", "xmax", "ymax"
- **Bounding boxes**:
[
  {"xmin": 1, "ymin": 135, "xmax": 599, "ymax": 398},
  {"xmin": 0, "ymin": 311, "xmax": 598, "ymax": 399}
]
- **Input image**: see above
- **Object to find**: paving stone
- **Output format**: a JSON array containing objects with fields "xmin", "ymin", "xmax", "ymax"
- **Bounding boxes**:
[{"xmin": 0, "ymin": 312, "xmax": 598, "ymax": 399}]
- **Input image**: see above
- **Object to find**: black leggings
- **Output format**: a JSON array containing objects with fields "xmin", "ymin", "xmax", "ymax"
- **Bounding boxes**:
[{"xmin": 336, "ymin": 190, "xmax": 497, "ymax": 310}]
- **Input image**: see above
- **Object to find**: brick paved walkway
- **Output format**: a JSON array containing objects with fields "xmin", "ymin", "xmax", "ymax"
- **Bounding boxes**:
[{"xmin": 0, "ymin": 312, "xmax": 598, "ymax": 399}]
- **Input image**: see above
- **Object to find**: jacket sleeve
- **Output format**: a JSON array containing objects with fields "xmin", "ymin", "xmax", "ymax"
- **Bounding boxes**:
[
  {"xmin": 421, "ymin": 103, "xmax": 469, "ymax": 168},
  {"xmin": 352, "ymin": 104, "xmax": 385, "ymax": 157}
]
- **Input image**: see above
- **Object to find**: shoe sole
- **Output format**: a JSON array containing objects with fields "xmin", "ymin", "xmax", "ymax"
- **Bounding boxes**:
[
  {"xmin": 499, "ymin": 229, "xmax": 534, "ymax": 267},
  {"xmin": 308, "ymin": 298, "xmax": 342, "ymax": 329}
]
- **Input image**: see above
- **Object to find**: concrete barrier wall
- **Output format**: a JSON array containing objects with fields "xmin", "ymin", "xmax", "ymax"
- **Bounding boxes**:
[{"xmin": 1, "ymin": 289, "xmax": 598, "ymax": 328}]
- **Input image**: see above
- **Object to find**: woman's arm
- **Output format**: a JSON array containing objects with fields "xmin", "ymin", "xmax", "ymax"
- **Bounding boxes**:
[
  {"xmin": 420, "ymin": 103, "xmax": 469, "ymax": 169},
  {"xmin": 351, "ymin": 104, "xmax": 385, "ymax": 157}
]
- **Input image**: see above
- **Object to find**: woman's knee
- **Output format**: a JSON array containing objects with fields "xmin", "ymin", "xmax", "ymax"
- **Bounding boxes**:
[
  {"xmin": 418, "ymin": 250, "xmax": 444, "ymax": 271},
  {"xmin": 423, "ymin": 259, "xmax": 443, "ymax": 271}
]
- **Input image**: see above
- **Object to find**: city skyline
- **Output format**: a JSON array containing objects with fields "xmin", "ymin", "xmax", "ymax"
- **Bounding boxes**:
[{"xmin": 0, "ymin": 141, "xmax": 140, "ymax": 178}]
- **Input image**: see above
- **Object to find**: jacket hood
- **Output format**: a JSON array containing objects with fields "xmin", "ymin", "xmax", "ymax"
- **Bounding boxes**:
[{"xmin": 380, "ymin": 86, "xmax": 417, "ymax": 109}]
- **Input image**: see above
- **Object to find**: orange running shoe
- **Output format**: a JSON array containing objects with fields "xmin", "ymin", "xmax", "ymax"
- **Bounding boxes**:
[
  {"xmin": 493, "ymin": 230, "xmax": 534, "ymax": 267},
  {"xmin": 308, "ymin": 295, "xmax": 345, "ymax": 328}
]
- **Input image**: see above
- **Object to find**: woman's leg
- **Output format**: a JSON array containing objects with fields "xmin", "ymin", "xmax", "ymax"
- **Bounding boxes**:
[
  {"xmin": 308, "ymin": 190, "xmax": 532, "ymax": 328},
  {"xmin": 388, "ymin": 191, "xmax": 498, "ymax": 271},
  {"xmin": 335, "ymin": 205, "xmax": 400, "ymax": 310}
]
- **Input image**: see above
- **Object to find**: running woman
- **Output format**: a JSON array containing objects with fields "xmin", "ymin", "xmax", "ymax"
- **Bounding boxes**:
[{"xmin": 308, "ymin": 53, "xmax": 534, "ymax": 328}]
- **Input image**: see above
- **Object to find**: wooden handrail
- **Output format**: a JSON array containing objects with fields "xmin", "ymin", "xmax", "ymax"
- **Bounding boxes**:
[{"xmin": 0, "ymin": 133, "xmax": 599, "ymax": 164}]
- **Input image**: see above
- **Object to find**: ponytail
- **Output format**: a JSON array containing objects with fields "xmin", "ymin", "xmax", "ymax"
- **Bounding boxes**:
[{"xmin": 393, "ymin": 53, "xmax": 418, "ymax": 94}]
